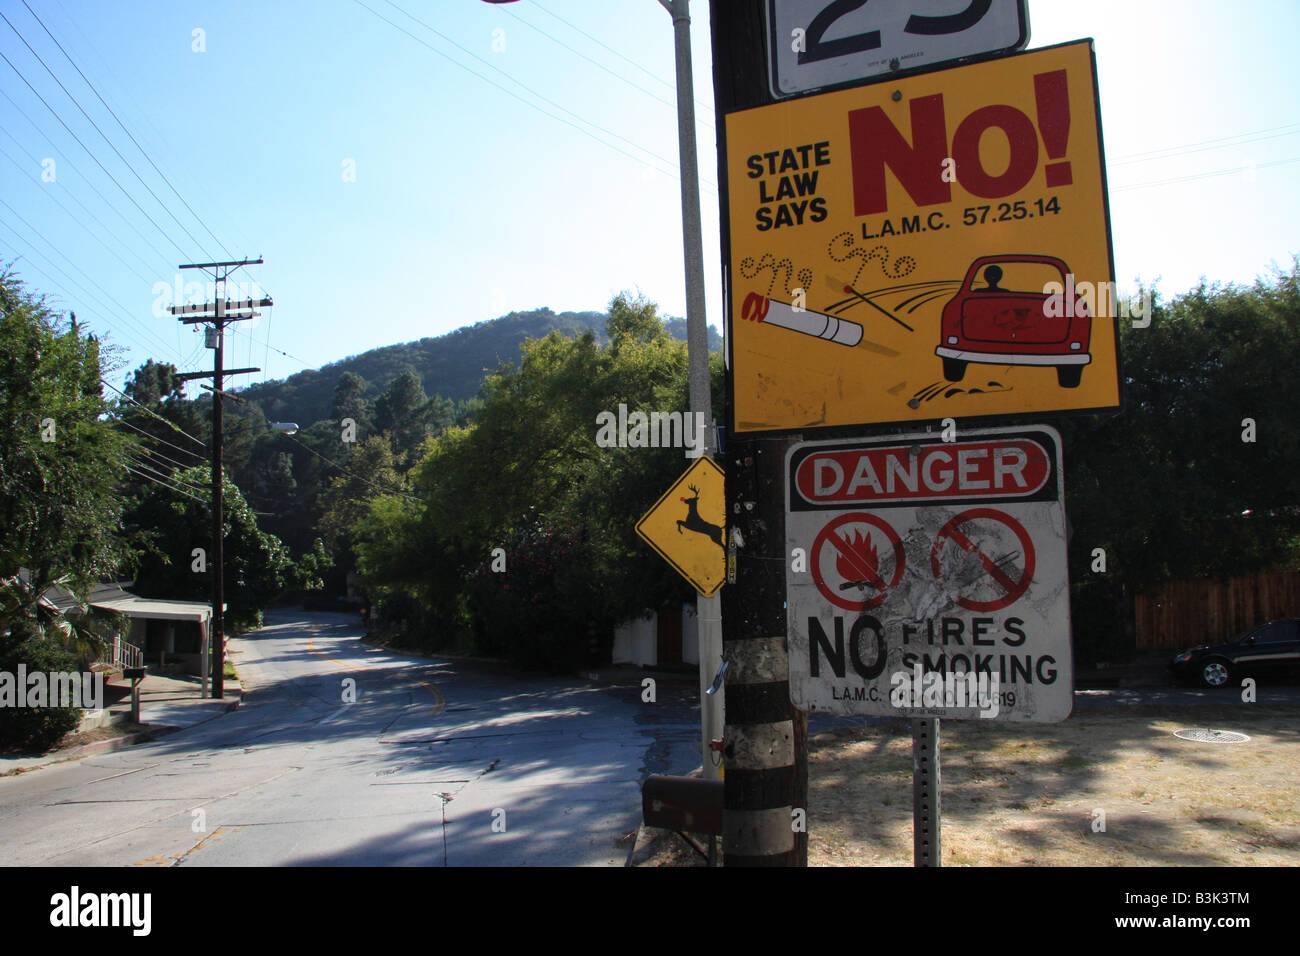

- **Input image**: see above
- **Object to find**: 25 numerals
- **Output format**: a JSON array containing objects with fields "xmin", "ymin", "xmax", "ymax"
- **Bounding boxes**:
[{"xmin": 797, "ymin": 0, "xmax": 995, "ymax": 65}]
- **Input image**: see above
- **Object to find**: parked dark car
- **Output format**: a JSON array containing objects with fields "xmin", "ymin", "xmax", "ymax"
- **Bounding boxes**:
[{"xmin": 1169, "ymin": 619, "xmax": 1300, "ymax": 688}]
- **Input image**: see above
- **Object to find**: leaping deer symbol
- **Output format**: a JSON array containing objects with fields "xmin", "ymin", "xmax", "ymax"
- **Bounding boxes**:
[{"xmin": 678, "ymin": 484, "xmax": 725, "ymax": 550}]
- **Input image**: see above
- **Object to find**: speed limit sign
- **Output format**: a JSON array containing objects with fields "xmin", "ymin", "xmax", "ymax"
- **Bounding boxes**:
[{"xmin": 768, "ymin": 0, "xmax": 1030, "ymax": 97}]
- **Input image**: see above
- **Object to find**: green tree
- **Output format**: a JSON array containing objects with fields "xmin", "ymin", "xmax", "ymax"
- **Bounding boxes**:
[
  {"xmin": 129, "ymin": 466, "xmax": 320, "ymax": 629},
  {"xmin": 1056, "ymin": 264, "xmax": 1300, "ymax": 662},
  {"xmin": 318, "ymin": 436, "xmax": 403, "ymax": 547},
  {"xmin": 0, "ymin": 270, "xmax": 133, "ymax": 638},
  {"xmin": 374, "ymin": 367, "xmax": 431, "ymax": 460},
  {"xmin": 331, "ymin": 370, "xmax": 373, "ymax": 443},
  {"xmin": 359, "ymin": 292, "xmax": 700, "ymax": 665},
  {"xmin": 114, "ymin": 359, "xmax": 210, "ymax": 487},
  {"xmin": 0, "ymin": 271, "xmax": 133, "ymax": 749}
]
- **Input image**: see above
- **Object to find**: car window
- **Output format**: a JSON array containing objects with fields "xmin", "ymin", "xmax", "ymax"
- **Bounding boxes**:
[
  {"xmin": 1254, "ymin": 621, "xmax": 1297, "ymax": 643},
  {"xmin": 968, "ymin": 261, "xmax": 1064, "ymax": 295}
]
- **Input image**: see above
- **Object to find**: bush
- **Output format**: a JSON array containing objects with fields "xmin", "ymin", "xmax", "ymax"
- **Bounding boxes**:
[
  {"xmin": 463, "ymin": 522, "xmax": 594, "ymax": 673},
  {"xmin": 0, "ymin": 632, "xmax": 83, "ymax": 753}
]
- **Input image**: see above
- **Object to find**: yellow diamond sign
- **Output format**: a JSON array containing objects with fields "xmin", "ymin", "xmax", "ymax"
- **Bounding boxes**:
[{"xmin": 636, "ymin": 456, "xmax": 726, "ymax": 597}]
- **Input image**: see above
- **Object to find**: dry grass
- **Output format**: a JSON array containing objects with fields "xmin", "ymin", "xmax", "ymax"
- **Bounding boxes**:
[
  {"xmin": 638, "ymin": 702, "xmax": 1300, "ymax": 866},
  {"xmin": 810, "ymin": 704, "xmax": 1300, "ymax": 866}
]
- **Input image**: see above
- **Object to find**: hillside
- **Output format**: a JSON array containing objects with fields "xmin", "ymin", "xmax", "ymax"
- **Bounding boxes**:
[{"xmin": 234, "ymin": 306, "xmax": 722, "ymax": 427}]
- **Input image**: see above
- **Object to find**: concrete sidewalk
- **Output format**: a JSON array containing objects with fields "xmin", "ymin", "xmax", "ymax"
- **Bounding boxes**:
[{"xmin": 0, "ymin": 670, "xmax": 242, "ymax": 775}]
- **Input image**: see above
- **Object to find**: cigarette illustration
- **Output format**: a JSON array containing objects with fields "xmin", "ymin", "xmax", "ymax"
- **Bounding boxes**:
[{"xmin": 740, "ymin": 292, "xmax": 863, "ymax": 347}]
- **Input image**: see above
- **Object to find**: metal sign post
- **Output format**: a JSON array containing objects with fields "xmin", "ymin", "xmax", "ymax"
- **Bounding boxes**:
[{"xmin": 912, "ymin": 716, "xmax": 940, "ymax": 866}]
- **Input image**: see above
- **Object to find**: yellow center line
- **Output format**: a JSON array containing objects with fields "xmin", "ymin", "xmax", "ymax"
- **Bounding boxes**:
[
  {"xmin": 306, "ymin": 633, "xmax": 364, "ymax": 671},
  {"xmin": 306, "ymin": 632, "xmax": 444, "ymax": 712}
]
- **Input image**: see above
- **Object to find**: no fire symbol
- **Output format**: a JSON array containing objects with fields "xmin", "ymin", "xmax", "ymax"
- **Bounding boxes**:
[
  {"xmin": 809, "ymin": 507, "xmax": 1036, "ymax": 614},
  {"xmin": 930, "ymin": 508, "xmax": 1035, "ymax": 612},
  {"xmin": 810, "ymin": 513, "xmax": 905, "ymax": 612}
]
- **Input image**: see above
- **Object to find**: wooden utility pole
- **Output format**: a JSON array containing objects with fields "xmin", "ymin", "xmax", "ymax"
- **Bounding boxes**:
[
  {"xmin": 709, "ymin": 0, "xmax": 808, "ymax": 866},
  {"xmin": 170, "ymin": 258, "xmax": 269, "ymax": 699}
]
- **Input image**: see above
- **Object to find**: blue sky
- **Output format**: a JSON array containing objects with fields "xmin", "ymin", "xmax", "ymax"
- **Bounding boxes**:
[{"xmin": 1, "ymin": 0, "xmax": 1298, "ymax": 394}]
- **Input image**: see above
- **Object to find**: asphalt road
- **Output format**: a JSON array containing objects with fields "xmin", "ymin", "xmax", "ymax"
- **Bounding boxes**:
[{"xmin": 0, "ymin": 610, "xmax": 701, "ymax": 866}]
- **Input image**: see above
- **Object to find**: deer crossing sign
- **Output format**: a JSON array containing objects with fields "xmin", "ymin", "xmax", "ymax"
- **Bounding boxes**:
[
  {"xmin": 635, "ymin": 456, "xmax": 726, "ymax": 597},
  {"xmin": 785, "ymin": 425, "xmax": 1073, "ymax": 721}
]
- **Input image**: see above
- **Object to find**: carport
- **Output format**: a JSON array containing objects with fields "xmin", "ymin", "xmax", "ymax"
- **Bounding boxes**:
[{"xmin": 88, "ymin": 590, "xmax": 220, "ymax": 695}]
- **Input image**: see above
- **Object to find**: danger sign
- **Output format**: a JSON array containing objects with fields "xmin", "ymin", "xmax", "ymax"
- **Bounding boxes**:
[
  {"xmin": 723, "ymin": 40, "xmax": 1118, "ymax": 434},
  {"xmin": 786, "ymin": 425, "xmax": 1072, "ymax": 721}
]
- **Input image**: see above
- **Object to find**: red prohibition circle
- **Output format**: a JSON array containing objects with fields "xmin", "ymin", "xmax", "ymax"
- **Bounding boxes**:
[
  {"xmin": 811, "ymin": 512, "xmax": 905, "ymax": 613},
  {"xmin": 930, "ymin": 508, "xmax": 1035, "ymax": 612}
]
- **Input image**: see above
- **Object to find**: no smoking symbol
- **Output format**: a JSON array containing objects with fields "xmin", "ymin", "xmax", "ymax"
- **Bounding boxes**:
[
  {"xmin": 930, "ymin": 508, "xmax": 1035, "ymax": 612},
  {"xmin": 811, "ymin": 513, "xmax": 905, "ymax": 612}
]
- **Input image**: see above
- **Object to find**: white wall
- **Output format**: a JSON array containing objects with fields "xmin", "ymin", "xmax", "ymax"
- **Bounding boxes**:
[
  {"xmin": 612, "ymin": 604, "xmax": 698, "ymax": 667},
  {"xmin": 612, "ymin": 612, "xmax": 659, "ymax": 666}
]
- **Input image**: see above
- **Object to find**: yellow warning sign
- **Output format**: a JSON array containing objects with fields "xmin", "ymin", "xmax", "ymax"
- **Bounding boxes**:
[
  {"xmin": 724, "ymin": 40, "xmax": 1118, "ymax": 433},
  {"xmin": 636, "ymin": 456, "xmax": 726, "ymax": 597}
]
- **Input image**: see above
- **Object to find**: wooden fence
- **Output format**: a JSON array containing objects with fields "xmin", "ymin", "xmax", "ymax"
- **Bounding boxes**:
[{"xmin": 1135, "ymin": 570, "xmax": 1300, "ymax": 650}]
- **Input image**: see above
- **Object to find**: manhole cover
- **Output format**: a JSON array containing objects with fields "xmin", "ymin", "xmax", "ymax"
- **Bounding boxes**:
[{"xmin": 1173, "ymin": 728, "xmax": 1251, "ymax": 743}]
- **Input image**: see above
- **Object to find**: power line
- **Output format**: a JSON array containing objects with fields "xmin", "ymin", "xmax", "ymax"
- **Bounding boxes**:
[
  {"xmin": 101, "ymin": 378, "xmax": 210, "ymax": 451},
  {"xmin": 125, "ymin": 455, "xmax": 209, "ymax": 495},
  {"xmin": 278, "ymin": 429, "xmax": 420, "ymax": 503},
  {"xmin": 0, "ymin": 225, "xmax": 180, "ymax": 361},
  {"xmin": 223, "ymin": 319, "xmax": 314, "ymax": 371},
  {"xmin": 0, "ymin": 140, "xmax": 155, "ymax": 286},
  {"xmin": 123, "ymin": 463, "xmax": 208, "ymax": 505},
  {"xmin": 530, "ymin": 0, "xmax": 715, "ymax": 117},
  {"xmin": 118, "ymin": 425, "xmax": 203, "ymax": 470},
  {"xmin": 1110, "ymin": 121, "xmax": 1300, "ymax": 165},
  {"xmin": 379, "ymin": 0, "xmax": 685, "ymax": 172},
  {"xmin": 0, "ymin": 47, "xmax": 193, "ymax": 260},
  {"xmin": 0, "ymin": 263, "xmax": 179, "ymax": 378},
  {"xmin": 118, "ymin": 419, "xmax": 208, "ymax": 467},
  {"xmin": 0, "ymin": 88, "xmax": 174, "ymax": 264},
  {"xmin": 351, "ymin": 0, "xmax": 680, "ymax": 181},
  {"xmin": 1, "ymin": 10, "xmax": 215, "ymax": 260},
  {"xmin": 498, "ymin": 5, "xmax": 678, "ymax": 114},
  {"xmin": 1112, "ymin": 155, "xmax": 1300, "ymax": 193},
  {"xmin": 0, "ymin": 202, "xmax": 180, "ymax": 358},
  {"xmin": 18, "ymin": 0, "xmax": 234, "ymax": 260}
]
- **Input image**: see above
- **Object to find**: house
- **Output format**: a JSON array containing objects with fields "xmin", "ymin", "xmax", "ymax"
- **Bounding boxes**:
[{"xmin": 35, "ymin": 576, "xmax": 216, "ymax": 680}]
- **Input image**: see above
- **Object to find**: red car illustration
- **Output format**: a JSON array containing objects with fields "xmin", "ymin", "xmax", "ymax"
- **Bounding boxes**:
[{"xmin": 936, "ymin": 254, "xmax": 1091, "ymax": 388}]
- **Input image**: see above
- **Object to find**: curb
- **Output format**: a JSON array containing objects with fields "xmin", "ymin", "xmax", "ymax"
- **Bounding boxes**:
[
  {"xmin": 2, "ymin": 690, "xmax": 242, "ymax": 774},
  {"xmin": 78, "ymin": 696, "xmax": 242, "ymax": 760}
]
